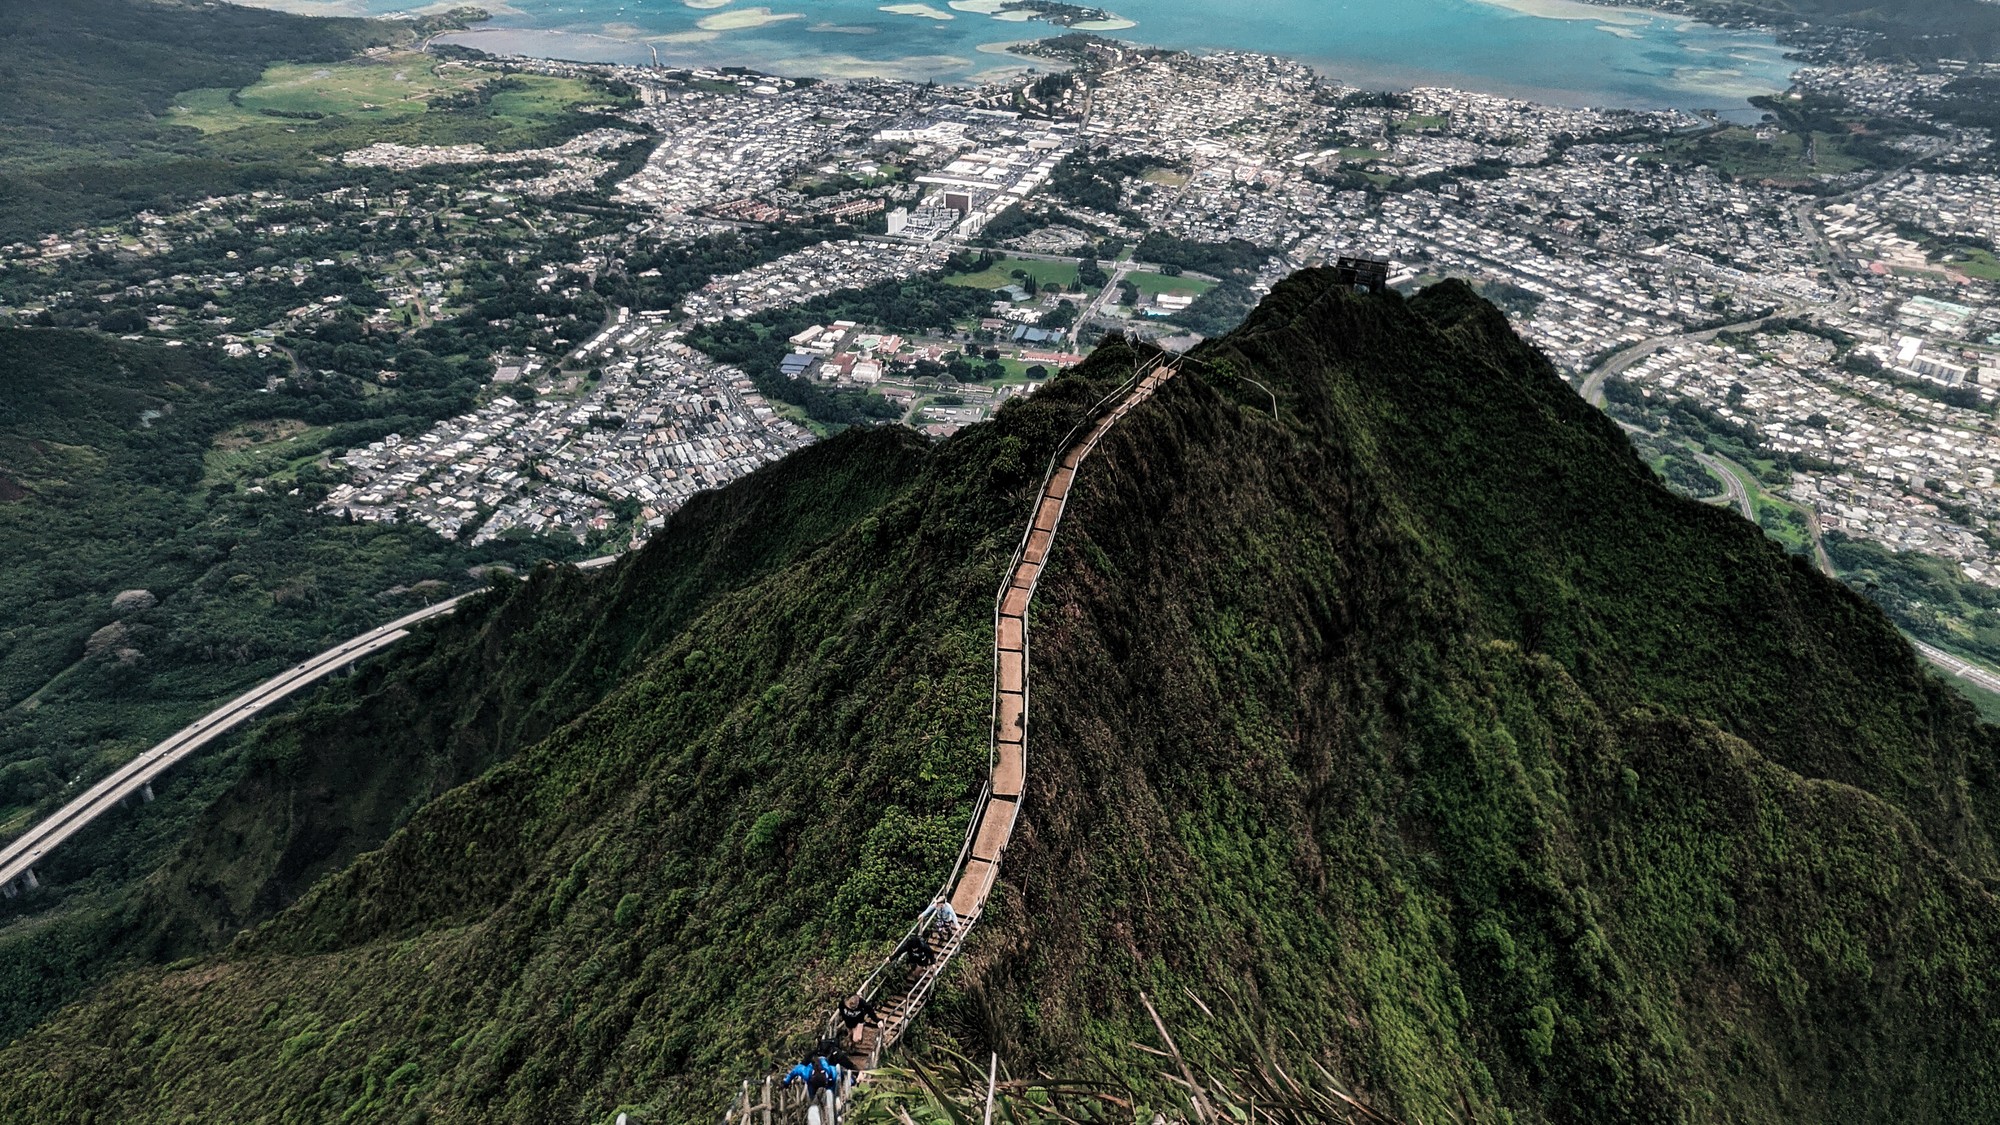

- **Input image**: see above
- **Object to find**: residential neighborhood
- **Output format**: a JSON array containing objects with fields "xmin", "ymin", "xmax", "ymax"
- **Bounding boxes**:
[{"xmin": 3, "ymin": 40, "xmax": 1998, "ymax": 585}]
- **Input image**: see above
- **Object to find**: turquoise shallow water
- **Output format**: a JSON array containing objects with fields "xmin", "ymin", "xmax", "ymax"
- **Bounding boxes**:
[{"xmin": 278, "ymin": 0, "xmax": 1796, "ymax": 110}]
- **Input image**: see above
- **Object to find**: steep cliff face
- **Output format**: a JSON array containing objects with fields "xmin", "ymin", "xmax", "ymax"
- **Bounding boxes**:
[{"xmin": 2, "ymin": 275, "xmax": 1997, "ymax": 1125}]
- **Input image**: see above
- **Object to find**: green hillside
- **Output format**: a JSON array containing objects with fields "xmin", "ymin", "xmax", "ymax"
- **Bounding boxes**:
[
  {"xmin": 1, "ymin": 274, "xmax": 1997, "ymax": 1124},
  {"xmin": 0, "ymin": 0, "xmax": 617, "ymax": 242},
  {"xmin": 0, "ymin": 326, "xmax": 587, "ymax": 1038},
  {"xmin": 1654, "ymin": 0, "xmax": 2000, "ymax": 60}
]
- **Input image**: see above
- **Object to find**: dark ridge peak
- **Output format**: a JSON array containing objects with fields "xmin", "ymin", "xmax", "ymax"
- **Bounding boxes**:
[{"xmin": 1163, "ymin": 273, "xmax": 1997, "ymax": 876}]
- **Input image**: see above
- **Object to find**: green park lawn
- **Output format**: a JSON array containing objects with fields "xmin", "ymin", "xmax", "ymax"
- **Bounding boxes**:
[
  {"xmin": 1657, "ymin": 127, "xmax": 1869, "ymax": 180},
  {"xmin": 202, "ymin": 419, "xmax": 336, "ymax": 489},
  {"xmin": 946, "ymin": 258, "xmax": 1085, "ymax": 293},
  {"xmin": 1945, "ymin": 247, "xmax": 2000, "ymax": 281},
  {"xmin": 993, "ymin": 357, "xmax": 1062, "ymax": 383},
  {"xmin": 170, "ymin": 52, "xmax": 486, "ymax": 131},
  {"xmin": 167, "ymin": 52, "xmax": 608, "ymax": 159},
  {"xmin": 1122, "ymin": 271, "xmax": 1216, "ymax": 299}
]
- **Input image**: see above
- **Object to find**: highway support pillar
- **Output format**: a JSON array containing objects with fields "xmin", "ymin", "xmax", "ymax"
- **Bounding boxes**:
[
  {"xmin": 142, "ymin": 782, "xmax": 155, "ymax": 803},
  {"xmin": 21, "ymin": 868, "xmax": 38, "ymax": 891},
  {"xmin": 1, "ymin": 880, "xmax": 14, "ymax": 900}
]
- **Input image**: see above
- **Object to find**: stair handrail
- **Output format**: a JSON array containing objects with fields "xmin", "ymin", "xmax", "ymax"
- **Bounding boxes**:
[
  {"xmin": 729, "ymin": 351, "xmax": 1171, "ymax": 1124},
  {"xmin": 985, "ymin": 350, "xmax": 1164, "ymax": 769},
  {"xmin": 841, "ymin": 350, "xmax": 1167, "ymax": 1030},
  {"xmin": 829, "ymin": 778, "xmax": 994, "ymax": 1043}
]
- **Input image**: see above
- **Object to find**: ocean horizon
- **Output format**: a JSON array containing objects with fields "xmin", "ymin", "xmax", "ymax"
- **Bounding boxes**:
[{"xmin": 244, "ymin": 0, "xmax": 1798, "ymax": 111}]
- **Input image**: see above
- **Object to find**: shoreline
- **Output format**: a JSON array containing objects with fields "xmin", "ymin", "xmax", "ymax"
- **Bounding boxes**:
[
  {"xmin": 360, "ymin": 0, "xmax": 1801, "ymax": 113},
  {"xmin": 436, "ymin": 24, "xmax": 1790, "ymax": 115}
]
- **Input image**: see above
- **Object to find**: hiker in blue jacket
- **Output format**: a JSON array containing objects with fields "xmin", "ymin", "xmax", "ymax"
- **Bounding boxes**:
[
  {"xmin": 807, "ymin": 1055, "xmax": 841, "ymax": 1099},
  {"xmin": 783, "ymin": 1057, "xmax": 816, "ymax": 1090}
]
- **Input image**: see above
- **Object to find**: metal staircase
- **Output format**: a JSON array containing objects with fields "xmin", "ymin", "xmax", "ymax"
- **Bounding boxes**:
[{"xmin": 722, "ymin": 356, "xmax": 1178, "ymax": 1125}]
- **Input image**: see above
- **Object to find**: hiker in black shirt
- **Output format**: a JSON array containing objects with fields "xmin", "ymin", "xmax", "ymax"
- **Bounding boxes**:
[
  {"xmin": 895, "ymin": 931, "xmax": 937, "ymax": 968},
  {"xmin": 836, "ymin": 993, "xmax": 876, "ymax": 1046}
]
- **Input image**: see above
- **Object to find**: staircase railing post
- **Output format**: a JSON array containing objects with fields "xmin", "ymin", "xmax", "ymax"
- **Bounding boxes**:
[{"xmin": 983, "ymin": 1051, "xmax": 999, "ymax": 1125}]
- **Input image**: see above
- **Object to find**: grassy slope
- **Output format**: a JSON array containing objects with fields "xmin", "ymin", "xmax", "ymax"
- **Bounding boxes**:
[
  {"xmin": 0, "ymin": 360, "xmax": 1136, "ymax": 1123},
  {"xmin": 0, "ymin": 324, "xmax": 609, "ymax": 1039},
  {"xmin": 0, "ymin": 0, "xmax": 395, "ymax": 240},
  {"xmin": 0, "ymin": 1, "xmax": 616, "ymax": 242},
  {"xmin": 0, "ymin": 428, "xmax": 931, "ymax": 1039},
  {"xmin": 0, "ymin": 0, "xmax": 387, "ymax": 168},
  {"xmin": 0, "ymin": 277, "xmax": 1997, "ymax": 1124},
  {"xmin": 0, "ymin": 328, "xmax": 556, "ymax": 812}
]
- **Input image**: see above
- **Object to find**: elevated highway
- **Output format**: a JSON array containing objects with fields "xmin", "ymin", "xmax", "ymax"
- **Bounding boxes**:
[{"xmin": 0, "ymin": 554, "xmax": 618, "ymax": 898}]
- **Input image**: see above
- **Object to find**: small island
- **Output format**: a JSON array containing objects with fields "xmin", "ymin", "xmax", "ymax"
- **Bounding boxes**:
[
  {"xmin": 1012, "ymin": 0, "xmax": 1127, "ymax": 27},
  {"xmin": 954, "ymin": 0, "xmax": 1137, "ymax": 31}
]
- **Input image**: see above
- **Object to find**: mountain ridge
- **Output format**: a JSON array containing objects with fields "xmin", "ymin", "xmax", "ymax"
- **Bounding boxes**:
[{"xmin": 1, "ymin": 273, "xmax": 1997, "ymax": 1124}]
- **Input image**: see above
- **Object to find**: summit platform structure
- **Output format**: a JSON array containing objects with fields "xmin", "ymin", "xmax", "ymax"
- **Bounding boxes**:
[{"xmin": 1331, "ymin": 254, "xmax": 1391, "ymax": 294}]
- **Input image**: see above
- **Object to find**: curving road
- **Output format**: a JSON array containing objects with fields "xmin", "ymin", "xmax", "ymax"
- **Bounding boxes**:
[
  {"xmin": 0, "ymin": 554, "xmax": 619, "ymax": 896},
  {"xmin": 1793, "ymin": 512, "xmax": 2000, "ymax": 697},
  {"xmin": 1695, "ymin": 450, "xmax": 1754, "ymax": 520},
  {"xmin": 1577, "ymin": 182, "xmax": 1887, "ymax": 412},
  {"xmin": 1578, "ymin": 305, "xmax": 1800, "ymax": 409}
]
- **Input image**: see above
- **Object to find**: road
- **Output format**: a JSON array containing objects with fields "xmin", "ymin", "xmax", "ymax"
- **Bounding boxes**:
[
  {"xmin": 1615, "ymin": 418, "xmax": 2000, "ymax": 701},
  {"xmin": 1910, "ymin": 639, "xmax": 2000, "ymax": 698},
  {"xmin": 1801, "ymin": 509, "xmax": 1836, "ymax": 576},
  {"xmin": 1695, "ymin": 450, "xmax": 1754, "ymax": 519},
  {"xmin": 1781, "ymin": 479, "xmax": 2000, "ymax": 699},
  {"xmin": 1574, "ymin": 168, "xmax": 2000, "ymax": 699},
  {"xmin": 1575, "ymin": 192, "xmax": 1859, "ymax": 408},
  {"xmin": 1578, "ymin": 304, "xmax": 1800, "ymax": 408},
  {"xmin": 0, "ymin": 553, "xmax": 619, "ymax": 895},
  {"xmin": 1791, "ymin": 198, "xmax": 1856, "ymax": 307}
]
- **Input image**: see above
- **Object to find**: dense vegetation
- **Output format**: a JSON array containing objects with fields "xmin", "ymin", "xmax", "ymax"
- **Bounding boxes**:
[
  {"xmin": 1042, "ymin": 147, "xmax": 1166, "ymax": 219},
  {"xmin": 1126, "ymin": 234, "xmax": 1274, "ymax": 337},
  {"xmin": 1829, "ymin": 531, "xmax": 2000, "ymax": 666},
  {"xmin": 0, "ymin": 0, "xmax": 622, "ymax": 241},
  {"xmin": 1646, "ymin": 0, "xmax": 2000, "ymax": 60},
  {"xmin": 0, "ymin": 0, "xmax": 381, "ymax": 239},
  {"xmin": 1, "ymin": 274, "xmax": 1997, "ymax": 1125},
  {"xmin": 0, "ymin": 327, "xmax": 592, "ymax": 1028},
  {"xmin": 0, "ymin": 428, "xmax": 928, "ymax": 1040}
]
